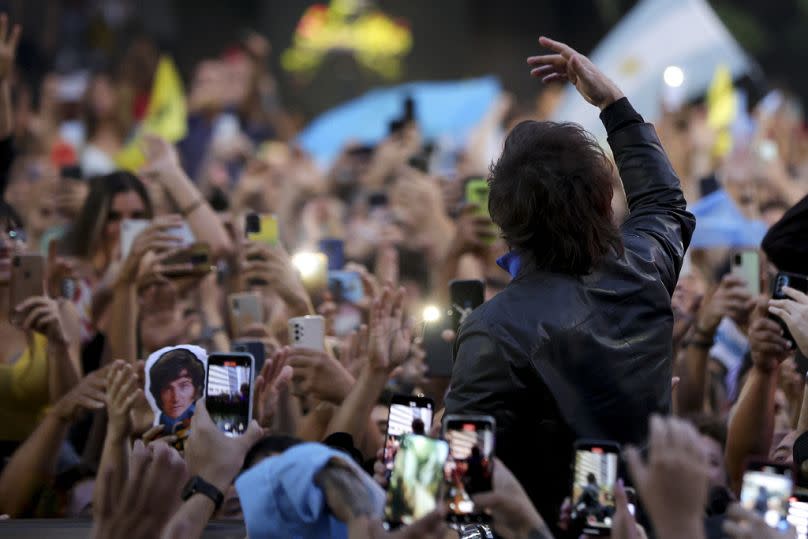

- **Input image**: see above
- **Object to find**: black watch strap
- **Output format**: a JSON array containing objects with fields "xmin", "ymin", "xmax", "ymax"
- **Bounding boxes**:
[{"xmin": 181, "ymin": 475, "xmax": 224, "ymax": 511}]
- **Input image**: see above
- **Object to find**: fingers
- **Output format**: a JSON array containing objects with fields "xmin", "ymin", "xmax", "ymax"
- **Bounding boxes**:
[
  {"xmin": 623, "ymin": 445, "xmax": 647, "ymax": 491},
  {"xmin": 783, "ymin": 286, "xmax": 808, "ymax": 304},
  {"xmin": 538, "ymin": 36, "xmax": 577, "ymax": 58},
  {"xmin": 7, "ymin": 22, "xmax": 19, "ymax": 51},
  {"xmin": 240, "ymin": 419, "xmax": 265, "ymax": 449}
]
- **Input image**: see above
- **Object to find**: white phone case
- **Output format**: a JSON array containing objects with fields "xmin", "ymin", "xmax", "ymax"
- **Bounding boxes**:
[
  {"xmin": 120, "ymin": 219, "xmax": 150, "ymax": 259},
  {"xmin": 288, "ymin": 315, "xmax": 325, "ymax": 351}
]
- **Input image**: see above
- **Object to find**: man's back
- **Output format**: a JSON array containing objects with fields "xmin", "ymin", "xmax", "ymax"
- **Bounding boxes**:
[{"xmin": 445, "ymin": 99, "xmax": 696, "ymax": 526}]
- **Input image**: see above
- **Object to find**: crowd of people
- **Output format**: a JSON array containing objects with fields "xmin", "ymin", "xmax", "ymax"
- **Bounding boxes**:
[{"xmin": 0, "ymin": 8, "xmax": 808, "ymax": 539}]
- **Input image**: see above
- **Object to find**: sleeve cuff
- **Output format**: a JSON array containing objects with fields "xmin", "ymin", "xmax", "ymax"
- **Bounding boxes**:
[{"xmin": 600, "ymin": 97, "xmax": 644, "ymax": 135}]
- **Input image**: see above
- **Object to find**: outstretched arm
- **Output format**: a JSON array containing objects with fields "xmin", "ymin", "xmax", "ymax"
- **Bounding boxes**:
[{"xmin": 528, "ymin": 37, "xmax": 696, "ymax": 293}]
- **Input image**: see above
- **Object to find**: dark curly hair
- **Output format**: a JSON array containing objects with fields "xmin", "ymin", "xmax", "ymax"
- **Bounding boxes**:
[
  {"xmin": 488, "ymin": 120, "xmax": 623, "ymax": 276},
  {"xmin": 148, "ymin": 348, "xmax": 205, "ymax": 409}
]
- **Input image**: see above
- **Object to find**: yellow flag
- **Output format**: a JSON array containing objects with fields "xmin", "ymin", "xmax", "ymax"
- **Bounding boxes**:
[
  {"xmin": 706, "ymin": 65, "xmax": 736, "ymax": 158},
  {"xmin": 115, "ymin": 56, "xmax": 187, "ymax": 171}
]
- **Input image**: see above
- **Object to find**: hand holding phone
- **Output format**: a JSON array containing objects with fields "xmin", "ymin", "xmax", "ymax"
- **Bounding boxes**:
[
  {"xmin": 731, "ymin": 250, "xmax": 761, "ymax": 296},
  {"xmin": 288, "ymin": 315, "xmax": 326, "ymax": 351},
  {"xmin": 205, "ymin": 353, "xmax": 255, "ymax": 437},
  {"xmin": 770, "ymin": 272, "xmax": 808, "ymax": 346},
  {"xmin": 9, "ymin": 254, "xmax": 45, "ymax": 321}
]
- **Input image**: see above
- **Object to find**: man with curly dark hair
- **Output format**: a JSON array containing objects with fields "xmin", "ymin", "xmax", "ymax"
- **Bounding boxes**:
[
  {"xmin": 445, "ymin": 36, "xmax": 696, "ymax": 530},
  {"xmin": 149, "ymin": 347, "xmax": 205, "ymax": 430}
]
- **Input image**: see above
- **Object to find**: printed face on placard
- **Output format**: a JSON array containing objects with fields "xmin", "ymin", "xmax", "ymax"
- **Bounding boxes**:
[{"xmin": 144, "ymin": 345, "xmax": 208, "ymax": 451}]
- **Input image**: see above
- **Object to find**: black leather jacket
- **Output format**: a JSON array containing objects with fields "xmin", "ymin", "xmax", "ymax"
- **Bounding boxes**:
[{"xmin": 445, "ymin": 98, "xmax": 696, "ymax": 529}]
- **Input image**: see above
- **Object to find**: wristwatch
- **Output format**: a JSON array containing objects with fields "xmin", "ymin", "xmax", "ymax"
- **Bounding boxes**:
[{"xmin": 181, "ymin": 475, "xmax": 224, "ymax": 511}]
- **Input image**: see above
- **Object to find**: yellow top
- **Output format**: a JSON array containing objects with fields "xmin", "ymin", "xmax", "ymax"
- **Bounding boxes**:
[{"xmin": 0, "ymin": 333, "xmax": 50, "ymax": 441}]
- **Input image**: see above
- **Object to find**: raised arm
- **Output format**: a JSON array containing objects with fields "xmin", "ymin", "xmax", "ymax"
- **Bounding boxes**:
[{"xmin": 528, "ymin": 36, "xmax": 696, "ymax": 293}]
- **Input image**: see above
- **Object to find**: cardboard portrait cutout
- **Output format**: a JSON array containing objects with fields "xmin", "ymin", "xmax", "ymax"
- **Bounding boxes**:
[{"xmin": 144, "ymin": 344, "xmax": 207, "ymax": 452}]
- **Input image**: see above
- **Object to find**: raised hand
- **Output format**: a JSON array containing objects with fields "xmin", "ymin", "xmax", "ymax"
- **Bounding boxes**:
[
  {"xmin": 769, "ymin": 286, "xmax": 808, "ymax": 356},
  {"xmin": 140, "ymin": 134, "xmax": 183, "ymax": 185},
  {"xmin": 368, "ymin": 287, "xmax": 411, "ymax": 373},
  {"xmin": 92, "ymin": 440, "xmax": 188, "ymax": 539},
  {"xmin": 253, "ymin": 348, "xmax": 293, "ymax": 428},
  {"xmin": 624, "ymin": 415, "xmax": 710, "ymax": 539},
  {"xmin": 696, "ymin": 274, "xmax": 755, "ymax": 335},
  {"xmin": 472, "ymin": 458, "xmax": 551, "ymax": 539},
  {"xmin": 105, "ymin": 361, "xmax": 142, "ymax": 438},
  {"xmin": 184, "ymin": 398, "xmax": 264, "ymax": 493},
  {"xmin": 527, "ymin": 36, "xmax": 624, "ymax": 110},
  {"xmin": 0, "ymin": 14, "xmax": 20, "ymax": 82},
  {"xmin": 54, "ymin": 369, "xmax": 107, "ymax": 423},
  {"xmin": 749, "ymin": 297, "xmax": 792, "ymax": 373},
  {"xmin": 116, "ymin": 215, "xmax": 185, "ymax": 287},
  {"xmin": 287, "ymin": 346, "xmax": 355, "ymax": 404},
  {"xmin": 14, "ymin": 296, "xmax": 70, "ymax": 344}
]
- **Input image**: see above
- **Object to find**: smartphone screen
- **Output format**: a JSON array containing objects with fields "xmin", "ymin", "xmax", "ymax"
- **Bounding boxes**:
[
  {"xmin": 205, "ymin": 353, "xmax": 254, "ymax": 438},
  {"xmin": 327, "ymin": 270, "xmax": 364, "ymax": 304},
  {"xmin": 449, "ymin": 280, "xmax": 485, "ymax": 332},
  {"xmin": 788, "ymin": 490, "xmax": 808, "ymax": 539},
  {"xmin": 383, "ymin": 395, "xmax": 434, "ymax": 472},
  {"xmin": 443, "ymin": 416, "xmax": 495, "ymax": 523},
  {"xmin": 464, "ymin": 178, "xmax": 489, "ymax": 218},
  {"xmin": 741, "ymin": 462, "xmax": 793, "ymax": 530},
  {"xmin": 385, "ymin": 434, "xmax": 449, "ymax": 528},
  {"xmin": 572, "ymin": 441, "xmax": 620, "ymax": 536}
]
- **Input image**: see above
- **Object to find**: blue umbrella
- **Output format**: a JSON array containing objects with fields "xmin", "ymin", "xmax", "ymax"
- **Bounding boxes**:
[
  {"xmin": 298, "ymin": 76, "xmax": 501, "ymax": 168},
  {"xmin": 688, "ymin": 189, "xmax": 767, "ymax": 248}
]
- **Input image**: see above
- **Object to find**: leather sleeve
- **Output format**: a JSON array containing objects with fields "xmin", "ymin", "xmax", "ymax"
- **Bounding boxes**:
[
  {"xmin": 605, "ymin": 102, "xmax": 696, "ymax": 295},
  {"xmin": 444, "ymin": 314, "xmax": 513, "ymax": 417}
]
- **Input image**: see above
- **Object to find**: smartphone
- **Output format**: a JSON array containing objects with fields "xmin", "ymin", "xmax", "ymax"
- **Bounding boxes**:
[
  {"xmin": 771, "ymin": 272, "xmax": 808, "ymax": 346},
  {"xmin": 384, "ymin": 434, "xmax": 449, "ymax": 528},
  {"xmin": 288, "ymin": 315, "xmax": 325, "ymax": 351},
  {"xmin": 740, "ymin": 460, "xmax": 793, "ymax": 530},
  {"xmin": 161, "ymin": 243, "xmax": 213, "ymax": 278},
  {"xmin": 245, "ymin": 213, "xmax": 279, "ymax": 247},
  {"xmin": 423, "ymin": 314, "xmax": 453, "ymax": 377},
  {"xmin": 120, "ymin": 219, "xmax": 150, "ymax": 260},
  {"xmin": 731, "ymin": 250, "xmax": 760, "ymax": 295},
  {"xmin": 205, "ymin": 353, "xmax": 254, "ymax": 438},
  {"xmin": 443, "ymin": 415, "xmax": 496, "ymax": 524},
  {"xmin": 327, "ymin": 270, "xmax": 364, "ymax": 304},
  {"xmin": 231, "ymin": 340, "xmax": 266, "ymax": 374},
  {"xmin": 319, "ymin": 238, "xmax": 345, "ymax": 271},
  {"xmin": 449, "ymin": 280, "xmax": 485, "ymax": 332},
  {"xmin": 228, "ymin": 293, "xmax": 264, "ymax": 335},
  {"xmin": 464, "ymin": 178, "xmax": 490, "ymax": 218},
  {"xmin": 788, "ymin": 489, "xmax": 808, "ymax": 539},
  {"xmin": 169, "ymin": 222, "xmax": 195, "ymax": 248},
  {"xmin": 571, "ymin": 440, "xmax": 621, "ymax": 536},
  {"xmin": 383, "ymin": 394, "xmax": 435, "ymax": 473},
  {"xmin": 9, "ymin": 254, "xmax": 45, "ymax": 319}
]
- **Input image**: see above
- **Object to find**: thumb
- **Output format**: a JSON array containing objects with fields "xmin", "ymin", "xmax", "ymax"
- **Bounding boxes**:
[
  {"xmin": 241, "ymin": 419, "xmax": 264, "ymax": 449},
  {"xmin": 190, "ymin": 397, "xmax": 211, "ymax": 429},
  {"xmin": 613, "ymin": 479, "xmax": 629, "ymax": 513}
]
